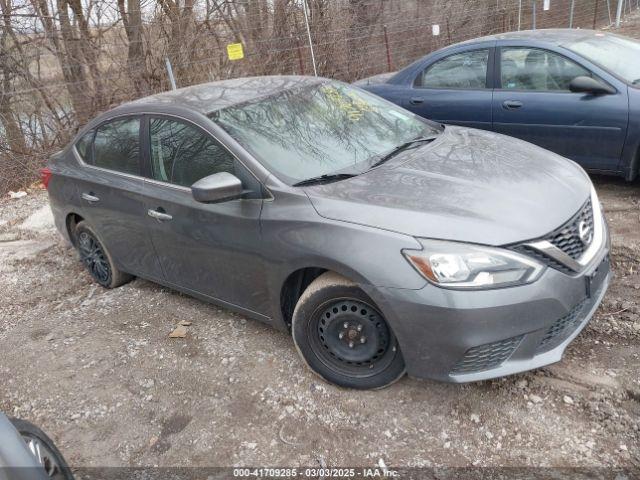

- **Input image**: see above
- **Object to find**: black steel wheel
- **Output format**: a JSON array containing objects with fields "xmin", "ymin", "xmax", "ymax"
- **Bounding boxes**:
[
  {"xmin": 74, "ymin": 221, "xmax": 132, "ymax": 289},
  {"xmin": 312, "ymin": 298, "xmax": 397, "ymax": 376},
  {"xmin": 292, "ymin": 272, "xmax": 405, "ymax": 389}
]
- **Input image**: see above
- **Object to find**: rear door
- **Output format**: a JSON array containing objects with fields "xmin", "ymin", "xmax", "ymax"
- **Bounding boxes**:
[
  {"xmin": 492, "ymin": 44, "xmax": 629, "ymax": 171},
  {"xmin": 72, "ymin": 116, "xmax": 164, "ymax": 280},
  {"xmin": 139, "ymin": 115, "xmax": 269, "ymax": 315},
  {"xmin": 401, "ymin": 45, "xmax": 495, "ymax": 130}
]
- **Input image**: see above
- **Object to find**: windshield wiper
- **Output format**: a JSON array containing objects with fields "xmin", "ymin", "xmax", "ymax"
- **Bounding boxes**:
[
  {"xmin": 292, "ymin": 134, "xmax": 438, "ymax": 186},
  {"xmin": 292, "ymin": 173, "xmax": 358, "ymax": 187},
  {"xmin": 368, "ymin": 135, "xmax": 438, "ymax": 170}
]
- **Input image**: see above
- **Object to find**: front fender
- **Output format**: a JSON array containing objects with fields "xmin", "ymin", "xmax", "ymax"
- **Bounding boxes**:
[{"xmin": 259, "ymin": 191, "xmax": 426, "ymax": 329}]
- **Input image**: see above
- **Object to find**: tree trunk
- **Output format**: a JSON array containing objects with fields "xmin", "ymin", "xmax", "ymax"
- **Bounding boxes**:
[
  {"xmin": 67, "ymin": 0, "xmax": 105, "ymax": 109},
  {"xmin": 0, "ymin": 1, "xmax": 26, "ymax": 154},
  {"xmin": 31, "ymin": 0, "xmax": 92, "ymax": 124},
  {"xmin": 0, "ymin": 77, "xmax": 27, "ymax": 155},
  {"xmin": 118, "ymin": 0, "xmax": 150, "ymax": 96}
]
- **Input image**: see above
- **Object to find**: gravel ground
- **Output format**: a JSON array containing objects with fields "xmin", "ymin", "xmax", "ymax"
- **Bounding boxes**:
[{"xmin": 0, "ymin": 174, "xmax": 638, "ymax": 473}]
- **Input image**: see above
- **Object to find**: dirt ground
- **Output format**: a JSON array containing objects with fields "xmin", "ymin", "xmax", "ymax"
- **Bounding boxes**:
[{"xmin": 0, "ymin": 173, "xmax": 639, "ymax": 474}]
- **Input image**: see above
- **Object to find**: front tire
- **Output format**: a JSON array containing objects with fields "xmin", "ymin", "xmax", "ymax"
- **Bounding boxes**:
[
  {"xmin": 291, "ymin": 272, "xmax": 405, "ymax": 390},
  {"xmin": 74, "ymin": 221, "xmax": 132, "ymax": 288}
]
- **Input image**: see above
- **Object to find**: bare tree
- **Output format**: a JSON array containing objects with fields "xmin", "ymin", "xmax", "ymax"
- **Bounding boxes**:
[
  {"xmin": 0, "ymin": 0, "xmax": 27, "ymax": 156},
  {"xmin": 118, "ymin": 0, "xmax": 151, "ymax": 95},
  {"xmin": 0, "ymin": 0, "xmax": 611, "ymax": 194}
]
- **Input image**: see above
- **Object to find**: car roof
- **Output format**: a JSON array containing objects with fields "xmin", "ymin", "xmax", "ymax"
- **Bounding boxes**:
[
  {"xmin": 453, "ymin": 28, "xmax": 607, "ymax": 48},
  {"xmin": 124, "ymin": 75, "xmax": 326, "ymax": 115},
  {"xmin": 384, "ymin": 28, "xmax": 613, "ymax": 85}
]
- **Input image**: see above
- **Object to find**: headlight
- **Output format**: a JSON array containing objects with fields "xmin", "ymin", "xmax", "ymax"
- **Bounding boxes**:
[{"xmin": 403, "ymin": 239, "xmax": 545, "ymax": 289}]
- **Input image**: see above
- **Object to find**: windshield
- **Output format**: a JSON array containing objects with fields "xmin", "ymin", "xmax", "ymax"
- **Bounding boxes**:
[
  {"xmin": 209, "ymin": 81, "xmax": 440, "ymax": 184},
  {"xmin": 565, "ymin": 34, "xmax": 640, "ymax": 86}
]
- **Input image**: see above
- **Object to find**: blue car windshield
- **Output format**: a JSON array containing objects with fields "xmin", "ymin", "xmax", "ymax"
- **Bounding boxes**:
[
  {"xmin": 209, "ymin": 81, "xmax": 440, "ymax": 184},
  {"xmin": 566, "ymin": 33, "xmax": 640, "ymax": 86}
]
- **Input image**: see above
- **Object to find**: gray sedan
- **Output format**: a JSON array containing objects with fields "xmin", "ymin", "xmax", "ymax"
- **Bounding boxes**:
[{"xmin": 43, "ymin": 76, "xmax": 611, "ymax": 389}]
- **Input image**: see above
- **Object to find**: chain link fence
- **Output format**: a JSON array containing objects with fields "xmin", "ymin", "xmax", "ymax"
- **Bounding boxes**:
[{"xmin": 1, "ymin": 0, "xmax": 639, "ymax": 194}]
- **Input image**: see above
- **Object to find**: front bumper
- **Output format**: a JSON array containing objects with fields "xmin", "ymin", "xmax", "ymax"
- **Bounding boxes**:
[{"xmin": 363, "ymin": 247, "xmax": 611, "ymax": 383}]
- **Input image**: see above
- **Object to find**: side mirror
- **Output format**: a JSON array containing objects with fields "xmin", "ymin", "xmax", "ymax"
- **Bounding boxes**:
[
  {"xmin": 569, "ymin": 76, "xmax": 616, "ymax": 95},
  {"xmin": 191, "ymin": 172, "xmax": 243, "ymax": 203}
]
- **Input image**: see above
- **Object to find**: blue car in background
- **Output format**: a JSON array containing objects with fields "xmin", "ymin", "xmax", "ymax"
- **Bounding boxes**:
[{"xmin": 355, "ymin": 30, "xmax": 640, "ymax": 181}]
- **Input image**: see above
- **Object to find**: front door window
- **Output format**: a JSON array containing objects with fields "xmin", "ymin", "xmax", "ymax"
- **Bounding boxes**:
[
  {"xmin": 149, "ymin": 118, "xmax": 235, "ymax": 187},
  {"xmin": 500, "ymin": 47, "xmax": 592, "ymax": 91}
]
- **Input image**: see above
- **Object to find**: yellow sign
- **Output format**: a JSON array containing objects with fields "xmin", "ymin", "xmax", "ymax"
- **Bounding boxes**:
[{"xmin": 227, "ymin": 43, "xmax": 244, "ymax": 61}]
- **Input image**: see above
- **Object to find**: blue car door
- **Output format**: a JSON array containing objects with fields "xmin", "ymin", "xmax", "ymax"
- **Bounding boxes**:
[
  {"xmin": 491, "ymin": 43, "xmax": 629, "ymax": 172},
  {"xmin": 399, "ymin": 44, "xmax": 495, "ymax": 131}
]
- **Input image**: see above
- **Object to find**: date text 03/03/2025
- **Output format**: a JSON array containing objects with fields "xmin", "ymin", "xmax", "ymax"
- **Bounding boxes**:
[{"xmin": 232, "ymin": 467, "xmax": 399, "ymax": 478}]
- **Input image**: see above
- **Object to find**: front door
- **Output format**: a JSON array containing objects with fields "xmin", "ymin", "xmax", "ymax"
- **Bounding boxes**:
[
  {"xmin": 403, "ymin": 48, "xmax": 494, "ymax": 130},
  {"xmin": 140, "ymin": 115, "xmax": 269, "ymax": 315},
  {"xmin": 492, "ymin": 46, "xmax": 628, "ymax": 171}
]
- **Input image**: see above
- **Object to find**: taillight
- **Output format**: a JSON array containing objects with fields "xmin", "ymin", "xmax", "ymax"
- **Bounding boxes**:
[{"xmin": 40, "ymin": 167, "xmax": 52, "ymax": 189}]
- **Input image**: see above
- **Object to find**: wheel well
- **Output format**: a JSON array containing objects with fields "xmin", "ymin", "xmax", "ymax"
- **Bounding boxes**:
[
  {"xmin": 280, "ymin": 267, "xmax": 327, "ymax": 329},
  {"xmin": 65, "ymin": 213, "xmax": 84, "ymax": 246}
]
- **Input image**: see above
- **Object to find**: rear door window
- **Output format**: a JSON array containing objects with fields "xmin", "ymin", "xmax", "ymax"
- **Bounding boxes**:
[
  {"xmin": 93, "ymin": 117, "xmax": 141, "ymax": 175},
  {"xmin": 417, "ymin": 49, "xmax": 490, "ymax": 89},
  {"xmin": 75, "ymin": 130, "xmax": 94, "ymax": 163}
]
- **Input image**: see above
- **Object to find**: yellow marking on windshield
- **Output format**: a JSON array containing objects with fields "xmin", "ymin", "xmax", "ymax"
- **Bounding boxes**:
[{"xmin": 321, "ymin": 85, "xmax": 375, "ymax": 121}]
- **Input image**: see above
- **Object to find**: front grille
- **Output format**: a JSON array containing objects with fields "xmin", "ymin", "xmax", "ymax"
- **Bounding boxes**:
[
  {"xmin": 451, "ymin": 335, "xmax": 523, "ymax": 375},
  {"xmin": 546, "ymin": 200, "xmax": 594, "ymax": 260},
  {"xmin": 535, "ymin": 300, "xmax": 587, "ymax": 354},
  {"xmin": 511, "ymin": 199, "xmax": 594, "ymax": 272},
  {"xmin": 512, "ymin": 245, "xmax": 574, "ymax": 275}
]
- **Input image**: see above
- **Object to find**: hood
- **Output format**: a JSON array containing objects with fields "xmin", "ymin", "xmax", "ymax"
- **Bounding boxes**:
[{"xmin": 305, "ymin": 126, "xmax": 591, "ymax": 246}]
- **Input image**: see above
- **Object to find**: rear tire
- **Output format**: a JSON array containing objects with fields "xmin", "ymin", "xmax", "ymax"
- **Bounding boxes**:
[
  {"xmin": 74, "ymin": 221, "xmax": 132, "ymax": 288},
  {"xmin": 291, "ymin": 272, "xmax": 405, "ymax": 390}
]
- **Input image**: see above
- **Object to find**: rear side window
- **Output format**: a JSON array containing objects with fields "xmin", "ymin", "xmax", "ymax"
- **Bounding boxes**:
[
  {"xmin": 149, "ymin": 117, "xmax": 235, "ymax": 187},
  {"xmin": 93, "ymin": 118, "xmax": 141, "ymax": 175},
  {"xmin": 417, "ymin": 49, "xmax": 489, "ymax": 89},
  {"xmin": 75, "ymin": 130, "xmax": 94, "ymax": 163}
]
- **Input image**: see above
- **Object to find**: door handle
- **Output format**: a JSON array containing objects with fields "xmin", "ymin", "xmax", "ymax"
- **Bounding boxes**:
[
  {"xmin": 502, "ymin": 100, "xmax": 523, "ymax": 110},
  {"xmin": 409, "ymin": 97, "xmax": 424, "ymax": 105},
  {"xmin": 81, "ymin": 192, "xmax": 100, "ymax": 203},
  {"xmin": 147, "ymin": 208, "xmax": 173, "ymax": 222}
]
